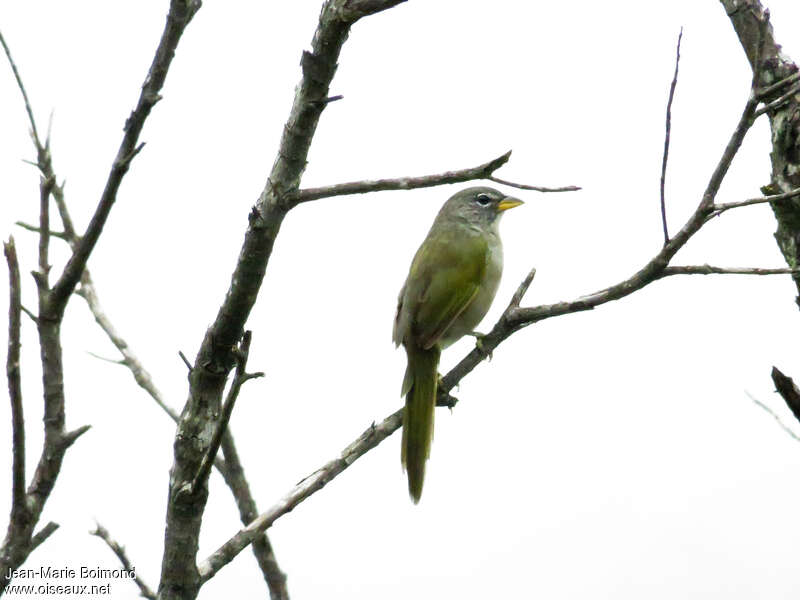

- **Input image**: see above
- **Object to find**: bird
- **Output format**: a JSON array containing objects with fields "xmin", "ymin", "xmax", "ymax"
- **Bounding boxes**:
[{"xmin": 393, "ymin": 186, "xmax": 523, "ymax": 503}]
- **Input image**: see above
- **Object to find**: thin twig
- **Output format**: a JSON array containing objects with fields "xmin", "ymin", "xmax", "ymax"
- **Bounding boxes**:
[
  {"xmin": 91, "ymin": 523, "xmax": 156, "ymax": 600},
  {"xmin": 20, "ymin": 305, "xmax": 37, "ymax": 324},
  {"xmin": 660, "ymin": 28, "xmax": 683, "ymax": 245},
  {"xmin": 486, "ymin": 175, "xmax": 581, "ymax": 193},
  {"xmin": 188, "ymin": 332, "xmax": 263, "ymax": 496},
  {"xmin": 754, "ymin": 81, "xmax": 800, "ymax": 117},
  {"xmin": 659, "ymin": 265, "xmax": 800, "ymax": 277},
  {"xmin": 0, "ymin": 30, "xmax": 40, "ymax": 146},
  {"xmin": 4, "ymin": 238, "xmax": 26, "ymax": 524},
  {"xmin": 15, "ymin": 221, "xmax": 69, "ymax": 240},
  {"xmin": 746, "ymin": 391, "xmax": 800, "ymax": 442},
  {"xmin": 756, "ymin": 70, "xmax": 800, "ymax": 99},
  {"xmin": 293, "ymin": 151, "xmax": 512, "ymax": 203},
  {"xmin": 178, "ymin": 351, "xmax": 193, "ymax": 373},
  {"xmin": 711, "ymin": 185, "xmax": 800, "ymax": 216},
  {"xmin": 506, "ymin": 268, "xmax": 536, "ymax": 311}
]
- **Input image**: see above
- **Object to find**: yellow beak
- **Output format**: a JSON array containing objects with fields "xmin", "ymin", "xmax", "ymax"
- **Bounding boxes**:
[{"xmin": 497, "ymin": 197, "xmax": 524, "ymax": 212}]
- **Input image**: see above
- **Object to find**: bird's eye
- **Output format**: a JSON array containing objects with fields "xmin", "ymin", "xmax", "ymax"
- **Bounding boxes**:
[{"xmin": 476, "ymin": 194, "xmax": 492, "ymax": 206}]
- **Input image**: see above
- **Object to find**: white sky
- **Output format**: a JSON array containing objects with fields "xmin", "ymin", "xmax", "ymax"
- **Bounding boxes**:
[{"xmin": 3, "ymin": 1, "xmax": 800, "ymax": 598}]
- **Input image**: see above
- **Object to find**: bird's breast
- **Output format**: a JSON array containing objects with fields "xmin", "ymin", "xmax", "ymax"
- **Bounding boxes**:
[{"xmin": 439, "ymin": 234, "xmax": 503, "ymax": 348}]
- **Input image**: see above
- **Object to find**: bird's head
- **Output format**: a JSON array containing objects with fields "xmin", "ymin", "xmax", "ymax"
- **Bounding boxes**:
[{"xmin": 437, "ymin": 186, "xmax": 524, "ymax": 230}]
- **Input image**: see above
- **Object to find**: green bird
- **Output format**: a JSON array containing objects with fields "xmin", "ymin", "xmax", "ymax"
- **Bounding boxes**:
[{"xmin": 393, "ymin": 186, "xmax": 523, "ymax": 503}]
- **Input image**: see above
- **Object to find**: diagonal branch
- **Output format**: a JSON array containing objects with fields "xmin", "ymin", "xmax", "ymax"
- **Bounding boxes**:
[
  {"xmin": 198, "ymin": 410, "xmax": 404, "ymax": 581},
  {"xmin": 91, "ymin": 523, "xmax": 156, "ymax": 600},
  {"xmin": 47, "ymin": 0, "xmax": 201, "ymax": 318},
  {"xmin": 160, "ymin": 2, "xmax": 411, "ymax": 598},
  {"xmin": 29, "ymin": 110, "xmax": 291, "ymax": 600}
]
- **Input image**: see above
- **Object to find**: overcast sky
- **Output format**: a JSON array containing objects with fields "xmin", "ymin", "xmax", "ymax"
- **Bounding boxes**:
[{"xmin": 3, "ymin": 1, "xmax": 800, "ymax": 599}]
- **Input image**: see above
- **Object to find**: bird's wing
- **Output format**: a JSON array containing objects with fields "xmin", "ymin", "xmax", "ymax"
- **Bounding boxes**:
[{"xmin": 406, "ymin": 229, "xmax": 488, "ymax": 350}]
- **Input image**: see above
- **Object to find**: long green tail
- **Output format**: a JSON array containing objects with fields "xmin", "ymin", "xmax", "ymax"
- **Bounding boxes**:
[{"xmin": 401, "ymin": 345, "xmax": 441, "ymax": 503}]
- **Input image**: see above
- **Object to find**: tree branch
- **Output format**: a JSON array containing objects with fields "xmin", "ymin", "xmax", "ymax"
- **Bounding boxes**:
[
  {"xmin": 34, "ymin": 187, "xmax": 289, "ymax": 598},
  {"xmin": 0, "ymin": 31, "xmax": 41, "ymax": 147},
  {"xmin": 720, "ymin": 0, "xmax": 800, "ymax": 303},
  {"xmin": 160, "ymin": 2, "xmax": 407, "ymax": 597},
  {"xmin": 28, "ymin": 522, "xmax": 59, "ymax": 553},
  {"xmin": 187, "ymin": 332, "xmax": 263, "ymax": 497},
  {"xmin": 91, "ymin": 523, "xmax": 156, "ymax": 600},
  {"xmin": 747, "ymin": 390, "xmax": 800, "ymax": 442},
  {"xmin": 37, "ymin": 175, "xmax": 55, "ymax": 282},
  {"xmin": 660, "ymin": 28, "xmax": 683, "ymax": 245},
  {"xmin": 4, "ymin": 237, "xmax": 26, "ymax": 536},
  {"xmin": 47, "ymin": 0, "xmax": 201, "ymax": 318},
  {"xmin": 486, "ymin": 175, "xmax": 581, "ymax": 193},
  {"xmin": 293, "ymin": 152, "xmax": 513, "ymax": 203},
  {"xmin": 198, "ymin": 410, "xmax": 404, "ymax": 582},
  {"xmin": 711, "ymin": 186, "xmax": 800, "ymax": 216},
  {"xmin": 659, "ymin": 265, "xmax": 800, "ymax": 276}
]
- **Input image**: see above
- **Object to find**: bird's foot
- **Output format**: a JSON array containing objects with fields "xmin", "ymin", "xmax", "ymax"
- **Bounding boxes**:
[{"xmin": 467, "ymin": 331, "xmax": 492, "ymax": 361}]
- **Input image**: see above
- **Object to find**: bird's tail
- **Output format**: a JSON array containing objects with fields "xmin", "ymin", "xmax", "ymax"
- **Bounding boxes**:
[{"xmin": 401, "ymin": 345, "xmax": 441, "ymax": 503}]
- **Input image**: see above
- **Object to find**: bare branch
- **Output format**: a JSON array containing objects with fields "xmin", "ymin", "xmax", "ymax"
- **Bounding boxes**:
[
  {"xmin": 660, "ymin": 265, "xmax": 800, "ymax": 276},
  {"xmin": 0, "ymin": 30, "xmax": 41, "ymax": 146},
  {"xmin": 217, "ymin": 432, "xmax": 289, "ymax": 599},
  {"xmin": 188, "ymin": 332, "xmax": 263, "ymax": 497},
  {"xmin": 756, "ymin": 71, "xmax": 800, "ymax": 98},
  {"xmin": 721, "ymin": 0, "xmax": 800, "ymax": 302},
  {"xmin": 660, "ymin": 28, "xmax": 683, "ymax": 245},
  {"xmin": 711, "ymin": 186, "xmax": 800, "ymax": 216},
  {"xmin": 37, "ymin": 175, "xmax": 55, "ymax": 282},
  {"xmin": 15, "ymin": 221, "xmax": 69, "ymax": 240},
  {"xmin": 4, "ymin": 238, "xmax": 26, "ymax": 528},
  {"xmin": 294, "ymin": 151, "xmax": 512, "ymax": 203},
  {"xmin": 754, "ymin": 81, "xmax": 800, "ymax": 117},
  {"xmin": 29, "ymin": 522, "xmax": 59, "ymax": 553},
  {"xmin": 48, "ymin": 0, "xmax": 201, "ymax": 317},
  {"xmin": 162, "ymin": 2, "xmax": 407, "ymax": 596},
  {"xmin": 506, "ymin": 268, "xmax": 537, "ymax": 311},
  {"xmin": 198, "ymin": 410, "xmax": 404, "ymax": 582},
  {"xmin": 44, "ymin": 177, "xmax": 287, "ymax": 598},
  {"xmin": 747, "ymin": 391, "xmax": 800, "ymax": 442},
  {"xmin": 91, "ymin": 523, "xmax": 156, "ymax": 600},
  {"xmin": 486, "ymin": 175, "xmax": 581, "ymax": 193}
]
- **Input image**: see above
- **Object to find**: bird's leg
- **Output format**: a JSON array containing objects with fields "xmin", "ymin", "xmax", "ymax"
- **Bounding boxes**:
[{"xmin": 466, "ymin": 331, "xmax": 492, "ymax": 360}]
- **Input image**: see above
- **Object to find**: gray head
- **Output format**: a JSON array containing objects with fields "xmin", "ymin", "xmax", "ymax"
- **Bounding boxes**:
[{"xmin": 434, "ymin": 186, "xmax": 523, "ymax": 230}]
